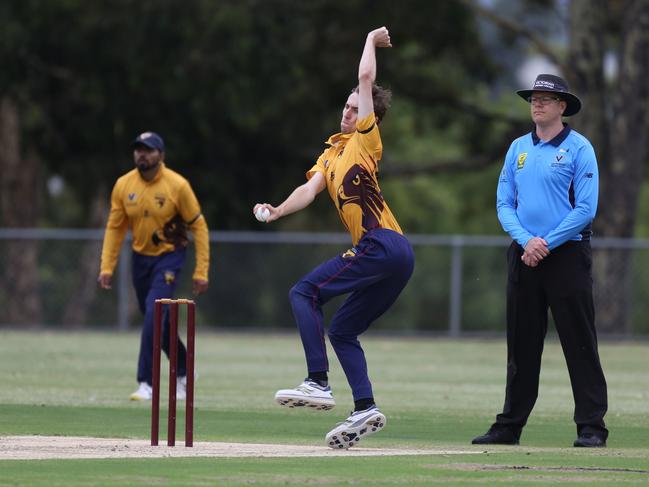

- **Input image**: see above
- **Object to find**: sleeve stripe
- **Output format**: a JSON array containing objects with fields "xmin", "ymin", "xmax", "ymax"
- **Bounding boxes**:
[
  {"xmin": 188, "ymin": 213, "xmax": 202, "ymax": 225},
  {"xmin": 357, "ymin": 123, "xmax": 376, "ymax": 135}
]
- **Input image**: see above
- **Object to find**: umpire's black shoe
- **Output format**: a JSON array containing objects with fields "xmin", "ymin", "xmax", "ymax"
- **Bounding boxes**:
[
  {"xmin": 574, "ymin": 433, "xmax": 606, "ymax": 448},
  {"xmin": 472, "ymin": 426, "xmax": 519, "ymax": 445}
]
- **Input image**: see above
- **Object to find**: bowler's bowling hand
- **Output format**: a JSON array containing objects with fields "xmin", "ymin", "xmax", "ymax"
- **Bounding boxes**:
[{"xmin": 253, "ymin": 203, "xmax": 280, "ymax": 223}]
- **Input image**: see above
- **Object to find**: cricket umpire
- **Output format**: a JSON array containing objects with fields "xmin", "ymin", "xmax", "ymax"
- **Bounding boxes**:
[{"xmin": 473, "ymin": 74, "xmax": 609, "ymax": 447}]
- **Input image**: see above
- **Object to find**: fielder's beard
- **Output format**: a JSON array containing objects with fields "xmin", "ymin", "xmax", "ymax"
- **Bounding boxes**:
[{"xmin": 136, "ymin": 160, "xmax": 160, "ymax": 174}]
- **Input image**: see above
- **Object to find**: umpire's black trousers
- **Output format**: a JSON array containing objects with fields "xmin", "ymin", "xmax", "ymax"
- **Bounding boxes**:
[{"xmin": 495, "ymin": 241, "xmax": 608, "ymax": 438}]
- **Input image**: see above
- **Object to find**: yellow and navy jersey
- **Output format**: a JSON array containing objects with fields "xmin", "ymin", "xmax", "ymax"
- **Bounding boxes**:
[
  {"xmin": 306, "ymin": 112, "xmax": 402, "ymax": 246},
  {"xmin": 100, "ymin": 163, "xmax": 209, "ymax": 281}
]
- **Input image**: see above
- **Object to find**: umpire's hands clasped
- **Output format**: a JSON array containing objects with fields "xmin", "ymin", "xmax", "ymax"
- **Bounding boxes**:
[{"xmin": 522, "ymin": 237, "xmax": 549, "ymax": 267}]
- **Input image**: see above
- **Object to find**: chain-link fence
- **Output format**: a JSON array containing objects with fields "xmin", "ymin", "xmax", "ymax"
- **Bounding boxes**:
[{"xmin": 0, "ymin": 229, "xmax": 647, "ymax": 336}]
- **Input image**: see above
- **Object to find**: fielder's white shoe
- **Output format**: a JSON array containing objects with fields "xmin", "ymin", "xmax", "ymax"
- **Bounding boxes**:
[
  {"xmin": 325, "ymin": 406, "xmax": 386, "ymax": 449},
  {"xmin": 129, "ymin": 382, "xmax": 152, "ymax": 401},
  {"xmin": 177, "ymin": 371, "xmax": 199, "ymax": 401},
  {"xmin": 176, "ymin": 376, "xmax": 187, "ymax": 401},
  {"xmin": 275, "ymin": 379, "xmax": 336, "ymax": 410}
]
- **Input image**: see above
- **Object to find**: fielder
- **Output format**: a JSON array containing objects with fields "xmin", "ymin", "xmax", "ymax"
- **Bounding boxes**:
[
  {"xmin": 253, "ymin": 26, "xmax": 414, "ymax": 449},
  {"xmin": 98, "ymin": 131, "xmax": 209, "ymax": 401}
]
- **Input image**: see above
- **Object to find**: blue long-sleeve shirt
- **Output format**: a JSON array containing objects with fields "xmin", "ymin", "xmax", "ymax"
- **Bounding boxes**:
[{"xmin": 496, "ymin": 125, "xmax": 599, "ymax": 250}]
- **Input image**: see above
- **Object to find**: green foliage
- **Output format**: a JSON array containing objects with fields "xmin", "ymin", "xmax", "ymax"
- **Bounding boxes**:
[{"xmin": 0, "ymin": 0, "xmax": 507, "ymax": 232}]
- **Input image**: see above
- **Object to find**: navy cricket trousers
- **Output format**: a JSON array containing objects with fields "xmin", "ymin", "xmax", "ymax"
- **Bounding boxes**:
[
  {"xmin": 289, "ymin": 228, "xmax": 415, "ymax": 401},
  {"xmin": 132, "ymin": 248, "xmax": 188, "ymax": 385}
]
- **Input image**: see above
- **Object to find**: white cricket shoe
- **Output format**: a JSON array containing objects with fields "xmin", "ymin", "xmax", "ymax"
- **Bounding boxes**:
[
  {"xmin": 177, "ymin": 371, "xmax": 199, "ymax": 401},
  {"xmin": 325, "ymin": 406, "xmax": 386, "ymax": 449},
  {"xmin": 129, "ymin": 382, "xmax": 152, "ymax": 401},
  {"xmin": 275, "ymin": 379, "xmax": 335, "ymax": 410},
  {"xmin": 177, "ymin": 376, "xmax": 187, "ymax": 401}
]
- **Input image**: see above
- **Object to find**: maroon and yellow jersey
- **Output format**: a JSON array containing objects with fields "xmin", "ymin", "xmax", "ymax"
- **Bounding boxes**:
[
  {"xmin": 306, "ymin": 112, "xmax": 402, "ymax": 245},
  {"xmin": 100, "ymin": 163, "xmax": 209, "ymax": 281}
]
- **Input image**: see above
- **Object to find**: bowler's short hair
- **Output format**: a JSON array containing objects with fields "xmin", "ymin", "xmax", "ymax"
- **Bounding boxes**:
[{"xmin": 352, "ymin": 84, "xmax": 392, "ymax": 123}]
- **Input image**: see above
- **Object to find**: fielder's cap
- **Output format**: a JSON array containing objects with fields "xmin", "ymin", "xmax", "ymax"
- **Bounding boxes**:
[
  {"xmin": 132, "ymin": 131, "xmax": 165, "ymax": 151},
  {"xmin": 516, "ymin": 74, "xmax": 582, "ymax": 117}
]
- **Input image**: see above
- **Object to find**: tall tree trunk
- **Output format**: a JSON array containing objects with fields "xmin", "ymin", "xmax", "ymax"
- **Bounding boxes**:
[
  {"xmin": 567, "ymin": 0, "xmax": 608, "ymax": 156},
  {"xmin": 0, "ymin": 97, "xmax": 43, "ymax": 324},
  {"xmin": 571, "ymin": 0, "xmax": 649, "ymax": 333},
  {"xmin": 607, "ymin": 0, "xmax": 649, "ymax": 230}
]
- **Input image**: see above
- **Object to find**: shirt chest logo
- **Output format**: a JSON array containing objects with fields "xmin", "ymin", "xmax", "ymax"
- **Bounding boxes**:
[
  {"xmin": 555, "ymin": 148, "xmax": 570, "ymax": 163},
  {"xmin": 552, "ymin": 149, "xmax": 570, "ymax": 167},
  {"xmin": 154, "ymin": 193, "xmax": 166, "ymax": 208},
  {"xmin": 517, "ymin": 153, "xmax": 527, "ymax": 170}
]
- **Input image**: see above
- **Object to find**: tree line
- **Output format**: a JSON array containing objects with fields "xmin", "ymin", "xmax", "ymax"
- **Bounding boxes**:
[{"xmin": 1, "ymin": 0, "xmax": 648, "ymax": 332}]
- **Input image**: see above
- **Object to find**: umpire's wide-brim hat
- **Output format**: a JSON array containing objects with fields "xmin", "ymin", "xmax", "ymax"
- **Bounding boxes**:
[{"xmin": 516, "ymin": 74, "xmax": 582, "ymax": 117}]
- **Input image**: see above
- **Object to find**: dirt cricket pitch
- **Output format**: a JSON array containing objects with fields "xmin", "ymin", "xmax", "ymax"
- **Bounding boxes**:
[{"xmin": 0, "ymin": 435, "xmax": 480, "ymax": 460}]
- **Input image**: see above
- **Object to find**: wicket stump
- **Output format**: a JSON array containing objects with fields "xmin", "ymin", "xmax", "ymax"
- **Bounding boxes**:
[{"xmin": 151, "ymin": 298, "xmax": 196, "ymax": 447}]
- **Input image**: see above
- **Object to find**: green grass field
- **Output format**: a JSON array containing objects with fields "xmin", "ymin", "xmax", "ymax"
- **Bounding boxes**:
[{"xmin": 1, "ymin": 329, "xmax": 648, "ymax": 486}]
